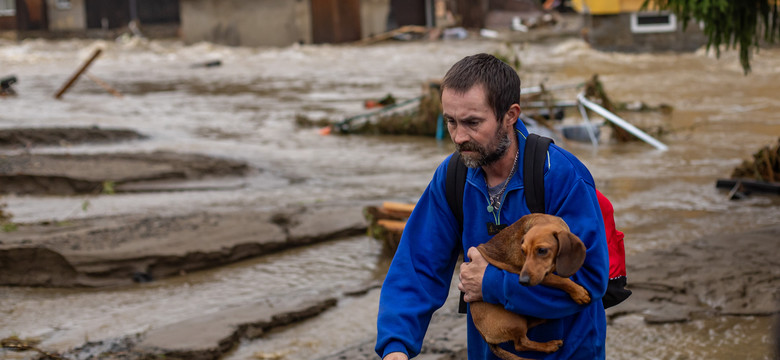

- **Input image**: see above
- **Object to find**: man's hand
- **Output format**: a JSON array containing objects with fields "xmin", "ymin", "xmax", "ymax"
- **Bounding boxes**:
[
  {"xmin": 383, "ymin": 352, "xmax": 408, "ymax": 360},
  {"xmin": 458, "ymin": 246, "xmax": 488, "ymax": 302}
]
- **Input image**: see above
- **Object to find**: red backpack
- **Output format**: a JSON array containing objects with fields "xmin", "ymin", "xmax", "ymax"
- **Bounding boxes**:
[{"xmin": 447, "ymin": 134, "xmax": 631, "ymax": 311}]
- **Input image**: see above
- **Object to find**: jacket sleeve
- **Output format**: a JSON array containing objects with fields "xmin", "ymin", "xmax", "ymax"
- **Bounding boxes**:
[
  {"xmin": 375, "ymin": 159, "xmax": 462, "ymax": 358},
  {"xmin": 481, "ymin": 153, "xmax": 609, "ymax": 319}
]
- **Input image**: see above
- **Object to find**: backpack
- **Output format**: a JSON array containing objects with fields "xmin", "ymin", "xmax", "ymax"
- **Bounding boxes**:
[{"xmin": 446, "ymin": 133, "xmax": 631, "ymax": 312}]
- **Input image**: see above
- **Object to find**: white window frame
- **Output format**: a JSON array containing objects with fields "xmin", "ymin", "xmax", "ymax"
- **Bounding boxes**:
[
  {"xmin": 56, "ymin": 0, "xmax": 72, "ymax": 10},
  {"xmin": 630, "ymin": 12, "xmax": 677, "ymax": 34},
  {"xmin": 0, "ymin": 0, "xmax": 15, "ymax": 17}
]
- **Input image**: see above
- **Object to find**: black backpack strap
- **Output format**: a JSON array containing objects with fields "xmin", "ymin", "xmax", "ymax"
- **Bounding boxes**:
[
  {"xmin": 445, "ymin": 152, "xmax": 469, "ymax": 314},
  {"xmin": 523, "ymin": 133, "xmax": 553, "ymax": 214},
  {"xmin": 445, "ymin": 152, "xmax": 467, "ymax": 234}
]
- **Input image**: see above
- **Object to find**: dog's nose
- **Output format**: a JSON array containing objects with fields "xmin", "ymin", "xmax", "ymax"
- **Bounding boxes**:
[{"xmin": 518, "ymin": 273, "xmax": 530, "ymax": 286}]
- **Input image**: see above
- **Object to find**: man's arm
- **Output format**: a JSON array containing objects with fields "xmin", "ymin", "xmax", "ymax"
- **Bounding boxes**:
[{"xmin": 375, "ymin": 159, "xmax": 462, "ymax": 359}]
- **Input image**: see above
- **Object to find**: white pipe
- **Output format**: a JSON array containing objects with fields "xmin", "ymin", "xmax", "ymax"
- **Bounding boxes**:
[
  {"xmin": 577, "ymin": 92, "xmax": 669, "ymax": 151},
  {"xmin": 577, "ymin": 101, "xmax": 599, "ymax": 148}
]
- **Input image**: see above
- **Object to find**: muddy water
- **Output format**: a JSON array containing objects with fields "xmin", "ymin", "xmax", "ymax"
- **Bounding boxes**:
[{"xmin": 1, "ymin": 37, "xmax": 780, "ymax": 359}]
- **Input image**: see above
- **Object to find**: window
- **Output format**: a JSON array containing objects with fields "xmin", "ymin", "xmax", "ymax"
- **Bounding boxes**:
[
  {"xmin": 56, "ymin": 0, "xmax": 72, "ymax": 10},
  {"xmin": 0, "ymin": 0, "xmax": 15, "ymax": 17},
  {"xmin": 630, "ymin": 12, "xmax": 677, "ymax": 33}
]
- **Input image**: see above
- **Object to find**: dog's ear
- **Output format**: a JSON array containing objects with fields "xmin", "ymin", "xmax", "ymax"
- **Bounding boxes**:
[{"xmin": 555, "ymin": 230, "xmax": 587, "ymax": 278}]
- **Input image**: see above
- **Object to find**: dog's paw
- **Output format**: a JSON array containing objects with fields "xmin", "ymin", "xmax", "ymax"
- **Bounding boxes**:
[
  {"xmin": 572, "ymin": 287, "xmax": 591, "ymax": 305},
  {"xmin": 543, "ymin": 340, "xmax": 564, "ymax": 353}
]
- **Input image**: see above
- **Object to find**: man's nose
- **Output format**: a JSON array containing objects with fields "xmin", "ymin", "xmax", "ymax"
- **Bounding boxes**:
[{"xmin": 451, "ymin": 125, "xmax": 470, "ymax": 145}]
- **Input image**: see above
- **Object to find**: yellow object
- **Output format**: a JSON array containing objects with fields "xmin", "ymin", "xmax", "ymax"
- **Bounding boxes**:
[{"xmin": 571, "ymin": 0, "xmax": 659, "ymax": 14}]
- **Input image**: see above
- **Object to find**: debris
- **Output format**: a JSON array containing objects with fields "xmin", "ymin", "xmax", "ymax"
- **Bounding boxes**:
[
  {"xmin": 1, "ymin": 336, "xmax": 67, "ymax": 360},
  {"xmin": 364, "ymin": 202, "xmax": 415, "ymax": 252},
  {"xmin": 442, "ymin": 27, "xmax": 468, "ymax": 40},
  {"xmin": 191, "ymin": 60, "xmax": 222, "ymax": 68},
  {"xmin": 479, "ymin": 28, "xmax": 499, "ymax": 38},
  {"xmin": 730, "ymin": 137, "xmax": 780, "ymax": 183},
  {"xmin": 364, "ymin": 93, "xmax": 397, "ymax": 108},
  {"xmin": 717, "ymin": 137, "xmax": 780, "ymax": 196},
  {"xmin": 357, "ymin": 25, "xmax": 429, "ymax": 45},
  {"xmin": 86, "ymin": 73, "xmax": 123, "ymax": 98},
  {"xmin": 54, "ymin": 48, "xmax": 104, "ymax": 99},
  {"xmin": 0, "ymin": 75, "xmax": 17, "ymax": 96}
]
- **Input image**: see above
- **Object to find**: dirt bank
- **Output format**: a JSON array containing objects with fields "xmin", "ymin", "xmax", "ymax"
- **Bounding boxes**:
[
  {"xmin": 0, "ymin": 127, "xmax": 145, "ymax": 149},
  {"xmin": 0, "ymin": 203, "xmax": 367, "ymax": 287},
  {"xmin": 0, "ymin": 151, "xmax": 250, "ymax": 195}
]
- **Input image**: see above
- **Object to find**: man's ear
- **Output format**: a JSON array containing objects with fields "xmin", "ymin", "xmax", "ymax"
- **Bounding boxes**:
[{"xmin": 503, "ymin": 104, "xmax": 521, "ymax": 126}]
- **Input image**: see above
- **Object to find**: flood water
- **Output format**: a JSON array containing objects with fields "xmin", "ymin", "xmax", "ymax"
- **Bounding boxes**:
[{"xmin": 1, "ymin": 36, "xmax": 779, "ymax": 359}]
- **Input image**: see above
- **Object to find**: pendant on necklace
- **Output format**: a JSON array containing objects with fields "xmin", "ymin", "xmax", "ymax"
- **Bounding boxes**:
[{"xmin": 487, "ymin": 204, "xmax": 494, "ymax": 213}]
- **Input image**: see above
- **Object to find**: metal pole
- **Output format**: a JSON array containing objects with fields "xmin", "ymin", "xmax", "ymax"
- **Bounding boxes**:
[
  {"xmin": 577, "ymin": 92, "xmax": 668, "ymax": 151},
  {"xmin": 577, "ymin": 101, "xmax": 599, "ymax": 148}
]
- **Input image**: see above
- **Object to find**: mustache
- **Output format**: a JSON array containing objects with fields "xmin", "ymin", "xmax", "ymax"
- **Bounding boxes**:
[{"xmin": 456, "ymin": 141, "xmax": 481, "ymax": 153}]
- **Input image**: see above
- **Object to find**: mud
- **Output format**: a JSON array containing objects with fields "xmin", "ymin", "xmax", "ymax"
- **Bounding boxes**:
[
  {"xmin": 0, "ymin": 150, "xmax": 250, "ymax": 195},
  {"xmin": 0, "ymin": 127, "xmax": 145, "ymax": 149},
  {"xmin": 315, "ymin": 224, "xmax": 780, "ymax": 360},
  {"xmin": 0, "ymin": 204, "xmax": 367, "ymax": 287}
]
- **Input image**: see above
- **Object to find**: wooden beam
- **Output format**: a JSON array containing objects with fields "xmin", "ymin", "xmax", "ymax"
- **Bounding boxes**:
[{"xmin": 54, "ymin": 48, "xmax": 103, "ymax": 99}]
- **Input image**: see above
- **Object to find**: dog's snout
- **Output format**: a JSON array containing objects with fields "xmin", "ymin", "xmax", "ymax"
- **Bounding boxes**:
[{"xmin": 518, "ymin": 273, "xmax": 531, "ymax": 286}]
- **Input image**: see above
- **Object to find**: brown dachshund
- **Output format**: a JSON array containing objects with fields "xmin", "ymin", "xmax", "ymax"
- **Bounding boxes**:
[{"xmin": 470, "ymin": 213, "xmax": 591, "ymax": 360}]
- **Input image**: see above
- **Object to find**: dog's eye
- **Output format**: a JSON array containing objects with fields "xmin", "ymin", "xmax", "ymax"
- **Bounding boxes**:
[{"xmin": 537, "ymin": 248, "xmax": 548, "ymax": 256}]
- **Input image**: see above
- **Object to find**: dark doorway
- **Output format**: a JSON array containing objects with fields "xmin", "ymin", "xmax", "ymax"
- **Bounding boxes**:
[
  {"xmin": 15, "ymin": 0, "xmax": 48, "ymax": 30},
  {"xmin": 310, "ymin": 0, "xmax": 361, "ymax": 44},
  {"xmin": 85, "ymin": 0, "xmax": 130, "ymax": 29},
  {"xmin": 137, "ymin": 0, "xmax": 179, "ymax": 24},
  {"xmin": 389, "ymin": 0, "xmax": 426, "ymax": 28}
]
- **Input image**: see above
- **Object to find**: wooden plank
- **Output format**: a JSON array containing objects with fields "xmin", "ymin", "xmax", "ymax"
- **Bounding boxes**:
[
  {"xmin": 382, "ymin": 201, "xmax": 415, "ymax": 217},
  {"xmin": 377, "ymin": 219, "xmax": 406, "ymax": 233},
  {"xmin": 54, "ymin": 48, "xmax": 102, "ymax": 99}
]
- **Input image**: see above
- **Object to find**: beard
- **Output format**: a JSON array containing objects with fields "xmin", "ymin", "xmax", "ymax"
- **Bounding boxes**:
[{"xmin": 456, "ymin": 125, "xmax": 512, "ymax": 168}]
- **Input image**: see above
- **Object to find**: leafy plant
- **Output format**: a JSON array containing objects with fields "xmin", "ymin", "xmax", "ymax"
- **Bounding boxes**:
[{"xmin": 646, "ymin": 0, "xmax": 779, "ymax": 74}]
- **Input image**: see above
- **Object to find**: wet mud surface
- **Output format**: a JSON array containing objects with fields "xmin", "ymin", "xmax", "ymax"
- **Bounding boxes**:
[
  {"xmin": 0, "ymin": 148, "xmax": 251, "ymax": 195},
  {"xmin": 0, "ymin": 127, "xmax": 145, "ymax": 150}
]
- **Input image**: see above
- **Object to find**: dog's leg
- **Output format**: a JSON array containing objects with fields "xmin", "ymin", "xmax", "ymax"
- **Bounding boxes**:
[
  {"xmin": 488, "ymin": 344, "xmax": 536, "ymax": 360},
  {"xmin": 514, "ymin": 337, "xmax": 564, "ymax": 354},
  {"xmin": 542, "ymin": 274, "xmax": 591, "ymax": 305}
]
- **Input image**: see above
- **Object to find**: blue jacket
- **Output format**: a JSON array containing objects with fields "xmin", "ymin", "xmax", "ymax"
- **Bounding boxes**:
[{"xmin": 376, "ymin": 121, "xmax": 609, "ymax": 359}]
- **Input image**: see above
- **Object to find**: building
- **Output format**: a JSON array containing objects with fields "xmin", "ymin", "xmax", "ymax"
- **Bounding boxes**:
[
  {"xmin": 0, "ymin": 0, "xmax": 180, "ymax": 37},
  {"xmin": 178, "ymin": 0, "xmax": 436, "ymax": 47},
  {"xmin": 1, "ymin": 0, "xmax": 438, "ymax": 47},
  {"xmin": 572, "ymin": 0, "xmax": 706, "ymax": 52}
]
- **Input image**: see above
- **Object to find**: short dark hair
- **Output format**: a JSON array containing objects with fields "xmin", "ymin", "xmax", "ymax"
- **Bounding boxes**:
[{"xmin": 441, "ymin": 53, "xmax": 521, "ymax": 122}]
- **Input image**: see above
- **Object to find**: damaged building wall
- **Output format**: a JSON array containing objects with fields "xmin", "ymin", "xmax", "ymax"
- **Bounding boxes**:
[
  {"xmin": 585, "ymin": 13, "xmax": 706, "ymax": 52},
  {"xmin": 180, "ymin": 0, "xmax": 390, "ymax": 47},
  {"xmin": 45, "ymin": 0, "xmax": 85, "ymax": 31},
  {"xmin": 180, "ymin": 0, "xmax": 311, "ymax": 47},
  {"xmin": 360, "ymin": 0, "xmax": 389, "ymax": 39}
]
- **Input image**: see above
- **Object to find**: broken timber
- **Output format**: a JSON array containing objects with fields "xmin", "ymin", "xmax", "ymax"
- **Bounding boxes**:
[{"xmin": 364, "ymin": 201, "xmax": 415, "ymax": 251}]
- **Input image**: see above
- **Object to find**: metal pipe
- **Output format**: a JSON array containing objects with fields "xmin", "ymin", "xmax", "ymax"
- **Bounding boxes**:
[
  {"xmin": 577, "ymin": 92, "xmax": 668, "ymax": 151},
  {"xmin": 577, "ymin": 101, "xmax": 599, "ymax": 148}
]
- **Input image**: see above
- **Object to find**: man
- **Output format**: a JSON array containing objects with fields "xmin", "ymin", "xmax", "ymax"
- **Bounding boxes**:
[{"xmin": 375, "ymin": 53, "xmax": 609, "ymax": 359}]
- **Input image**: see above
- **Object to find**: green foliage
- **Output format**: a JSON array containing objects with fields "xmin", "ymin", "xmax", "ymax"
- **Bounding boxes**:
[
  {"xmin": 1, "ymin": 222, "xmax": 18, "ymax": 232},
  {"xmin": 102, "ymin": 180, "xmax": 116, "ymax": 195},
  {"xmin": 646, "ymin": 0, "xmax": 780, "ymax": 74}
]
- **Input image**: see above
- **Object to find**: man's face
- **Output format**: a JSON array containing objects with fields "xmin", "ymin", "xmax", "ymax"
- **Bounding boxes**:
[{"xmin": 442, "ymin": 85, "xmax": 512, "ymax": 168}]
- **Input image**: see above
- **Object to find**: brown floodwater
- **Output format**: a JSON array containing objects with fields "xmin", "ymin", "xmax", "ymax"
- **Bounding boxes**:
[{"xmin": 1, "ymin": 37, "xmax": 779, "ymax": 359}]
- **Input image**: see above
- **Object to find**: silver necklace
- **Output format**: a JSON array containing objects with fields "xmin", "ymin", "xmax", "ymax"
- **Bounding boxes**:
[{"xmin": 486, "ymin": 145, "xmax": 520, "ymax": 213}]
